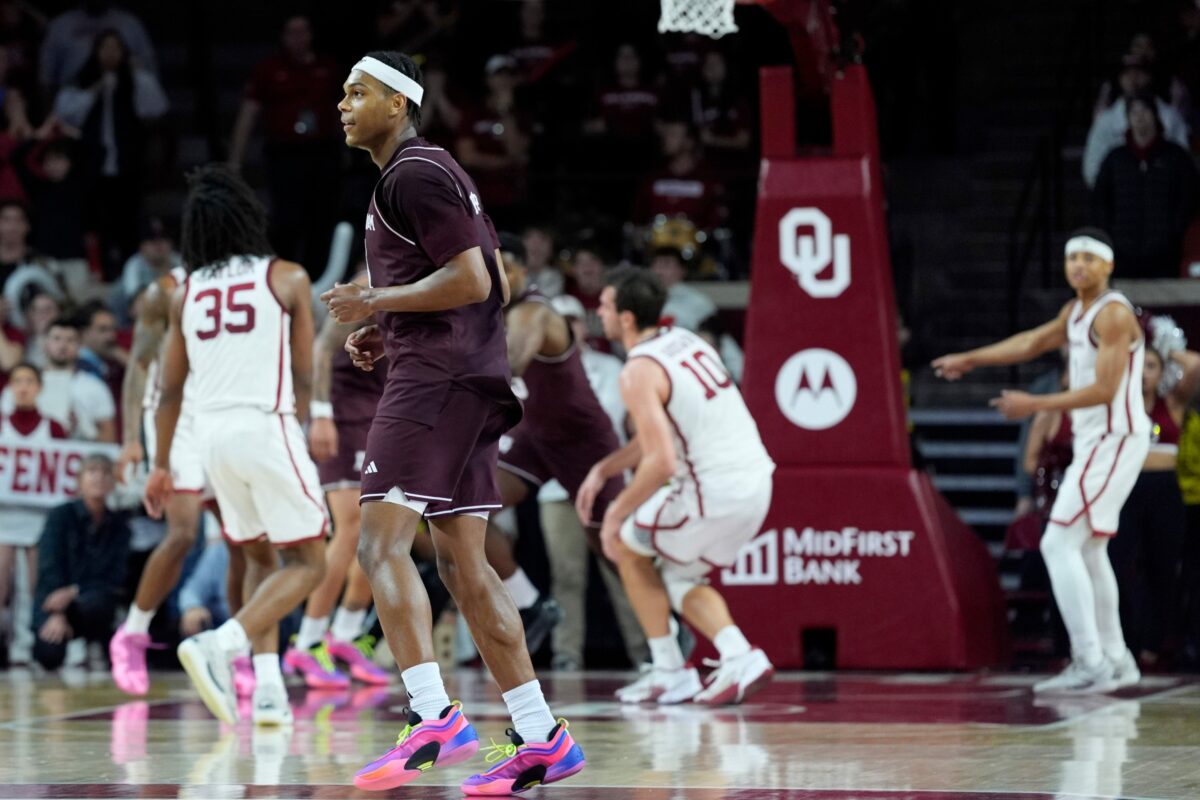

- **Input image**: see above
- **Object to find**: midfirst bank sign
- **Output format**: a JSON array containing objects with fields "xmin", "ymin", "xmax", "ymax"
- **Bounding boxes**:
[{"xmin": 722, "ymin": 526, "xmax": 916, "ymax": 586}]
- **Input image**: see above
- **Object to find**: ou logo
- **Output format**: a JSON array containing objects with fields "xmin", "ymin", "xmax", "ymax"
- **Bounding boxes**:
[
  {"xmin": 778, "ymin": 208, "xmax": 851, "ymax": 298},
  {"xmin": 775, "ymin": 348, "xmax": 857, "ymax": 430}
]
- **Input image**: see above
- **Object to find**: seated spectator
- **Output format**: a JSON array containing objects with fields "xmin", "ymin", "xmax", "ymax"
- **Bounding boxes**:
[
  {"xmin": 456, "ymin": 55, "xmax": 531, "ymax": 228},
  {"xmin": 32, "ymin": 454, "xmax": 130, "ymax": 672},
  {"xmin": 507, "ymin": 0, "xmax": 575, "ymax": 88},
  {"xmin": 0, "ymin": 199, "xmax": 38, "ymax": 286},
  {"xmin": 39, "ymin": 1, "xmax": 156, "ymax": 92},
  {"xmin": 228, "ymin": 15, "xmax": 343, "ymax": 269},
  {"xmin": 691, "ymin": 50, "xmax": 752, "ymax": 167},
  {"xmin": 52, "ymin": 29, "xmax": 168, "ymax": 278},
  {"xmin": 0, "ymin": 295, "xmax": 23, "ymax": 378},
  {"xmin": 634, "ymin": 119, "xmax": 724, "ymax": 229},
  {"xmin": 564, "ymin": 242, "xmax": 610, "ymax": 352},
  {"xmin": 18, "ymin": 290, "xmax": 60, "ymax": 369},
  {"xmin": 1, "ymin": 317, "xmax": 116, "ymax": 442},
  {"xmin": 1083, "ymin": 60, "xmax": 1188, "ymax": 188},
  {"xmin": 13, "ymin": 136, "xmax": 87, "ymax": 261},
  {"xmin": 1090, "ymin": 94, "xmax": 1198, "ymax": 279},
  {"xmin": 113, "ymin": 216, "xmax": 180, "ymax": 325},
  {"xmin": 0, "ymin": 363, "xmax": 68, "ymax": 666},
  {"xmin": 176, "ymin": 537, "xmax": 230, "ymax": 638},
  {"xmin": 650, "ymin": 246, "xmax": 717, "ymax": 331},
  {"xmin": 583, "ymin": 43, "xmax": 659, "ymax": 152},
  {"xmin": 522, "ymin": 223, "xmax": 564, "ymax": 298},
  {"xmin": 697, "ymin": 313, "xmax": 745, "ymax": 384},
  {"xmin": 76, "ymin": 301, "xmax": 126, "ymax": 390}
]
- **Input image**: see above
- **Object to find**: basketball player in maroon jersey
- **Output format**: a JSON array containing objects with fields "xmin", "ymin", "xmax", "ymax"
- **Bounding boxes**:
[
  {"xmin": 322, "ymin": 52, "xmax": 584, "ymax": 793},
  {"xmin": 484, "ymin": 233, "xmax": 624, "ymax": 643}
]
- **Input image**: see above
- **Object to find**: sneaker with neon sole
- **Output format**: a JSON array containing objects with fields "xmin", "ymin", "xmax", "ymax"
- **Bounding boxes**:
[
  {"xmin": 282, "ymin": 639, "xmax": 350, "ymax": 689},
  {"xmin": 694, "ymin": 648, "xmax": 775, "ymax": 706},
  {"xmin": 353, "ymin": 702, "xmax": 480, "ymax": 791},
  {"xmin": 326, "ymin": 634, "xmax": 390, "ymax": 685},
  {"xmin": 461, "ymin": 720, "xmax": 585, "ymax": 796},
  {"xmin": 232, "ymin": 655, "xmax": 256, "ymax": 697},
  {"xmin": 109, "ymin": 624, "xmax": 151, "ymax": 696}
]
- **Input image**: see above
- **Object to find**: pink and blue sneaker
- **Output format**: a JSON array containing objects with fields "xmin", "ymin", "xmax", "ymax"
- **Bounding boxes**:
[
  {"xmin": 282, "ymin": 638, "xmax": 350, "ymax": 690},
  {"xmin": 461, "ymin": 720, "xmax": 585, "ymax": 796},
  {"xmin": 353, "ymin": 702, "xmax": 480, "ymax": 791},
  {"xmin": 326, "ymin": 634, "xmax": 391, "ymax": 685}
]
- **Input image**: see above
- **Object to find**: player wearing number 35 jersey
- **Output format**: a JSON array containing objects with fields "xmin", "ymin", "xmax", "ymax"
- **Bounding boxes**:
[
  {"xmin": 145, "ymin": 165, "xmax": 328, "ymax": 729},
  {"xmin": 579, "ymin": 268, "xmax": 776, "ymax": 707}
]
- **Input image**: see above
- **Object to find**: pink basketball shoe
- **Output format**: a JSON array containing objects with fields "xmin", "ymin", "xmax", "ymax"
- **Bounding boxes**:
[
  {"xmin": 282, "ymin": 639, "xmax": 350, "ymax": 690},
  {"xmin": 461, "ymin": 720, "xmax": 585, "ymax": 796},
  {"xmin": 326, "ymin": 634, "xmax": 390, "ymax": 685},
  {"xmin": 109, "ymin": 624, "xmax": 151, "ymax": 696},
  {"xmin": 353, "ymin": 702, "xmax": 480, "ymax": 791}
]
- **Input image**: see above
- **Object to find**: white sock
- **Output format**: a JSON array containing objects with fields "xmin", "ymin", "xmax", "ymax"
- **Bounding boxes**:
[
  {"xmin": 648, "ymin": 633, "xmax": 685, "ymax": 671},
  {"xmin": 503, "ymin": 679, "xmax": 557, "ymax": 744},
  {"xmin": 503, "ymin": 568, "xmax": 540, "ymax": 610},
  {"xmin": 1041, "ymin": 521, "xmax": 1103, "ymax": 665},
  {"xmin": 295, "ymin": 615, "xmax": 329, "ymax": 651},
  {"xmin": 212, "ymin": 619, "xmax": 249, "ymax": 654},
  {"xmin": 253, "ymin": 653, "xmax": 284, "ymax": 689},
  {"xmin": 125, "ymin": 604, "xmax": 154, "ymax": 635},
  {"xmin": 713, "ymin": 625, "xmax": 752, "ymax": 661},
  {"xmin": 330, "ymin": 607, "xmax": 367, "ymax": 643},
  {"xmin": 1083, "ymin": 539, "xmax": 1128, "ymax": 661},
  {"xmin": 401, "ymin": 662, "xmax": 451, "ymax": 722}
]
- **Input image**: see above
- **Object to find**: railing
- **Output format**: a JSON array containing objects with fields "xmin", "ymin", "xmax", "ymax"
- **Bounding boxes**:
[{"xmin": 1005, "ymin": 0, "xmax": 1107, "ymax": 339}]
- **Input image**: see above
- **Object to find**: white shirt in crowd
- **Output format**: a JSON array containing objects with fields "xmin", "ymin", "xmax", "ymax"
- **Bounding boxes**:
[
  {"xmin": 53, "ymin": 71, "xmax": 169, "ymax": 176},
  {"xmin": 1082, "ymin": 97, "xmax": 1189, "ymax": 187},
  {"xmin": 0, "ymin": 369, "xmax": 115, "ymax": 441},
  {"xmin": 662, "ymin": 282, "xmax": 717, "ymax": 332}
]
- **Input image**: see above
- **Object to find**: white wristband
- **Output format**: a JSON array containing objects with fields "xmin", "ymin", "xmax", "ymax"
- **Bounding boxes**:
[{"xmin": 311, "ymin": 401, "xmax": 334, "ymax": 420}]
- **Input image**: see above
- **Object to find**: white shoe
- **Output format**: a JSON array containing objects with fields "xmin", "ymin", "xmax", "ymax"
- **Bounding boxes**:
[
  {"xmin": 177, "ymin": 631, "xmax": 239, "ymax": 724},
  {"xmin": 252, "ymin": 682, "xmax": 294, "ymax": 726},
  {"xmin": 1109, "ymin": 648, "xmax": 1141, "ymax": 690},
  {"xmin": 616, "ymin": 666, "xmax": 702, "ymax": 704},
  {"xmin": 694, "ymin": 648, "xmax": 775, "ymax": 706},
  {"xmin": 1033, "ymin": 657, "xmax": 1116, "ymax": 696}
]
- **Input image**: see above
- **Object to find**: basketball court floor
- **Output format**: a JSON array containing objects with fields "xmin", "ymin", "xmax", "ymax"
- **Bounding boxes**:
[{"xmin": 1, "ymin": 669, "xmax": 1197, "ymax": 799}]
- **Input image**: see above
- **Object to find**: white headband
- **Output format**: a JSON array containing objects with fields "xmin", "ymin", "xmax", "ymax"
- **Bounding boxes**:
[
  {"xmin": 1065, "ymin": 235, "xmax": 1113, "ymax": 263},
  {"xmin": 353, "ymin": 57, "xmax": 424, "ymax": 105}
]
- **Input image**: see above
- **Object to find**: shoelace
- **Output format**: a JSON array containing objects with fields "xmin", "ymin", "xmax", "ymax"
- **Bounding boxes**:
[
  {"xmin": 483, "ymin": 737, "xmax": 520, "ymax": 764},
  {"xmin": 354, "ymin": 635, "xmax": 377, "ymax": 659},
  {"xmin": 310, "ymin": 642, "xmax": 338, "ymax": 672},
  {"xmin": 394, "ymin": 722, "xmax": 415, "ymax": 747}
]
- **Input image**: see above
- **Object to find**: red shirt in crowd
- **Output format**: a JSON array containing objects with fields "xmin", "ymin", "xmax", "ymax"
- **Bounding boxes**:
[
  {"xmin": 593, "ymin": 84, "xmax": 659, "ymax": 142},
  {"xmin": 634, "ymin": 165, "xmax": 724, "ymax": 229},
  {"xmin": 244, "ymin": 52, "xmax": 343, "ymax": 144},
  {"xmin": 454, "ymin": 106, "xmax": 530, "ymax": 211}
]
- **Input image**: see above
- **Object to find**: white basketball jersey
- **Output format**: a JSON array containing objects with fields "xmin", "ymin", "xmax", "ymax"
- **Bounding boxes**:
[
  {"xmin": 1066, "ymin": 290, "xmax": 1149, "ymax": 443},
  {"xmin": 143, "ymin": 266, "xmax": 193, "ymax": 411},
  {"xmin": 627, "ymin": 327, "xmax": 774, "ymax": 483},
  {"xmin": 181, "ymin": 256, "xmax": 295, "ymax": 415}
]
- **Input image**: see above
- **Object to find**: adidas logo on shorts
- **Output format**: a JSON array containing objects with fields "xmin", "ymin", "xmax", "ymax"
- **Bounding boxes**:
[{"xmin": 364, "ymin": 461, "xmax": 379, "ymax": 474}]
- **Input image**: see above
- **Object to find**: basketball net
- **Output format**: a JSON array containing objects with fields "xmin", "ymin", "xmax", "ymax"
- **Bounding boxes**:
[{"xmin": 659, "ymin": 0, "xmax": 738, "ymax": 38}]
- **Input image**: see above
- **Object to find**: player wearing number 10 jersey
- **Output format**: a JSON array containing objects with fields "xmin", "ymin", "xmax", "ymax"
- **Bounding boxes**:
[
  {"xmin": 579, "ymin": 268, "xmax": 776, "ymax": 706},
  {"xmin": 145, "ymin": 165, "xmax": 329, "ymax": 728}
]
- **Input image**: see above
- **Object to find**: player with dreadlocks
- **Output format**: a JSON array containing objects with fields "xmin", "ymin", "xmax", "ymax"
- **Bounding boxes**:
[{"xmin": 145, "ymin": 164, "xmax": 329, "ymax": 726}]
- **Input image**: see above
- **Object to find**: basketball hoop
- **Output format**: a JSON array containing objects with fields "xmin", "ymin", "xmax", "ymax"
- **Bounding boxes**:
[{"xmin": 659, "ymin": 0, "xmax": 738, "ymax": 38}]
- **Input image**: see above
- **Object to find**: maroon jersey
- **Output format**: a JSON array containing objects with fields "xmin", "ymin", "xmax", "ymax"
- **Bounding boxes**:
[
  {"xmin": 364, "ymin": 137, "xmax": 519, "ymax": 428},
  {"xmin": 514, "ymin": 289, "xmax": 617, "ymax": 453},
  {"xmin": 331, "ymin": 344, "xmax": 385, "ymax": 424}
]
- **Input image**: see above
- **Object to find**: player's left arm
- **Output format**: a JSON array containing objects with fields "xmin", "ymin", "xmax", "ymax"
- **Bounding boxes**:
[
  {"xmin": 604, "ymin": 360, "xmax": 676, "ymax": 527},
  {"xmin": 323, "ymin": 246, "xmax": 492, "ymax": 321},
  {"xmin": 506, "ymin": 302, "xmax": 548, "ymax": 377},
  {"xmin": 992, "ymin": 303, "xmax": 1135, "ymax": 419},
  {"xmin": 273, "ymin": 260, "xmax": 315, "ymax": 425}
]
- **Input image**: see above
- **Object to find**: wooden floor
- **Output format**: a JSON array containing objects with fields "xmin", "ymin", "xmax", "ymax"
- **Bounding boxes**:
[{"xmin": 0, "ymin": 669, "xmax": 1197, "ymax": 799}]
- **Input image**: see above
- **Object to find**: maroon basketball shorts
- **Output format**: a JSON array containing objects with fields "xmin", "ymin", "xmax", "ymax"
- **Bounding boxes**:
[
  {"xmin": 359, "ymin": 387, "xmax": 510, "ymax": 519},
  {"xmin": 498, "ymin": 421, "xmax": 624, "ymax": 526},
  {"xmin": 317, "ymin": 417, "xmax": 371, "ymax": 492}
]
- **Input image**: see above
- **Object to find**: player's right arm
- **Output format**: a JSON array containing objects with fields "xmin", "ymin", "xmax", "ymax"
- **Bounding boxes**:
[
  {"xmin": 932, "ymin": 301, "xmax": 1072, "ymax": 380},
  {"xmin": 116, "ymin": 278, "xmax": 171, "ymax": 482},
  {"xmin": 310, "ymin": 313, "xmax": 358, "ymax": 461},
  {"xmin": 576, "ymin": 437, "xmax": 643, "ymax": 525},
  {"xmin": 505, "ymin": 302, "xmax": 549, "ymax": 378},
  {"xmin": 144, "ymin": 286, "xmax": 189, "ymax": 518}
]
